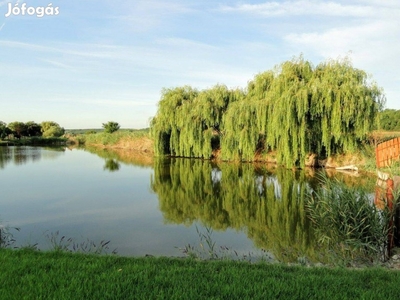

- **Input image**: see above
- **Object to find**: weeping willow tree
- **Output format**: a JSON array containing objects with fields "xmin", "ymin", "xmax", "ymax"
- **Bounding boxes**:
[
  {"xmin": 307, "ymin": 57, "xmax": 385, "ymax": 157},
  {"xmin": 150, "ymin": 85, "xmax": 244, "ymax": 158},
  {"xmin": 264, "ymin": 58, "xmax": 314, "ymax": 167},
  {"xmin": 151, "ymin": 56, "xmax": 385, "ymax": 167},
  {"xmin": 150, "ymin": 86, "xmax": 198, "ymax": 156}
]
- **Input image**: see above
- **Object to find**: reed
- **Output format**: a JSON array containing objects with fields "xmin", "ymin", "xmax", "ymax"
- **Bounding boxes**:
[
  {"xmin": 306, "ymin": 174, "xmax": 394, "ymax": 264},
  {"xmin": 72, "ymin": 129, "xmax": 153, "ymax": 153},
  {"xmin": 0, "ymin": 224, "xmax": 19, "ymax": 249}
]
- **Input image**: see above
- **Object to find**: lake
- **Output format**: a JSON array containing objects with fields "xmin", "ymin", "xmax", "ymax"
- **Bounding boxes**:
[{"xmin": 0, "ymin": 145, "xmax": 376, "ymax": 262}]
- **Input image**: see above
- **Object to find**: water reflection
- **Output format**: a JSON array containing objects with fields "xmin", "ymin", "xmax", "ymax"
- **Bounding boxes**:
[
  {"xmin": 0, "ymin": 146, "xmax": 65, "ymax": 168},
  {"xmin": 151, "ymin": 159, "xmax": 328, "ymax": 262},
  {"xmin": 1, "ymin": 146, "xmax": 380, "ymax": 262},
  {"xmin": 82, "ymin": 145, "xmax": 153, "ymax": 168},
  {"xmin": 103, "ymin": 159, "xmax": 121, "ymax": 172}
]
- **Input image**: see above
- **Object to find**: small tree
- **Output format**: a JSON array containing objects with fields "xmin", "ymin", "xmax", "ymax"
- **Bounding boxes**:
[
  {"xmin": 25, "ymin": 121, "xmax": 42, "ymax": 137},
  {"xmin": 7, "ymin": 121, "xmax": 27, "ymax": 139},
  {"xmin": 102, "ymin": 121, "xmax": 120, "ymax": 133},
  {"xmin": 0, "ymin": 121, "xmax": 11, "ymax": 140},
  {"xmin": 40, "ymin": 121, "xmax": 65, "ymax": 138}
]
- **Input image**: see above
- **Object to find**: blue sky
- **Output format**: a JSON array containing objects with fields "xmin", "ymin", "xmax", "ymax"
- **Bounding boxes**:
[{"xmin": 1, "ymin": 0, "xmax": 399, "ymax": 129}]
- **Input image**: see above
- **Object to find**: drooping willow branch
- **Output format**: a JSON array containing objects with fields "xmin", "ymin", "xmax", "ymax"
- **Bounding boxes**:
[{"xmin": 151, "ymin": 56, "xmax": 385, "ymax": 167}]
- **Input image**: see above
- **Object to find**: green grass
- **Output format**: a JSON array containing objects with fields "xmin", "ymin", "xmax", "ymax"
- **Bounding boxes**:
[
  {"xmin": 66, "ymin": 128, "xmax": 149, "ymax": 135},
  {"xmin": 1, "ymin": 248, "xmax": 400, "ymax": 300}
]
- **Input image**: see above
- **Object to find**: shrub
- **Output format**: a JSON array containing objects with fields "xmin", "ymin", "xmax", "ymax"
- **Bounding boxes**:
[{"xmin": 102, "ymin": 121, "xmax": 120, "ymax": 134}]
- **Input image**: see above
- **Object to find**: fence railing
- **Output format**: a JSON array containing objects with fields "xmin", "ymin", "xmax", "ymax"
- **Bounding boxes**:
[{"xmin": 376, "ymin": 137, "xmax": 400, "ymax": 168}]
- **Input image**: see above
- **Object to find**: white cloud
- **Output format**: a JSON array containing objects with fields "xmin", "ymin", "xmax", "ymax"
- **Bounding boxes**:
[
  {"xmin": 220, "ymin": 0, "xmax": 398, "ymax": 18},
  {"xmin": 284, "ymin": 17, "xmax": 400, "ymax": 108},
  {"xmin": 285, "ymin": 20, "xmax": 398, "ymax": 56}
]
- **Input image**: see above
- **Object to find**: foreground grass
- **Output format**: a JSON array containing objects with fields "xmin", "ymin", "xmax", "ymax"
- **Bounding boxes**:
[{"xmin": 1, "ymin": 249, "xmax": 400, "ymax": 299}]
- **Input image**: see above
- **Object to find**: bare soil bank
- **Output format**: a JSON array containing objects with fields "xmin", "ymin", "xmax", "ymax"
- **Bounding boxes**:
[{"xmin": 77, "ymin": 136, "xmax": 371, "ymax": 171}]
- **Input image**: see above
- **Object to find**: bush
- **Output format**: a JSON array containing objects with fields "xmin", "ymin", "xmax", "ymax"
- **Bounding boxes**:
[{"xmin": 102, "ymin": 121, "xmax": 120, "ymax": 134}]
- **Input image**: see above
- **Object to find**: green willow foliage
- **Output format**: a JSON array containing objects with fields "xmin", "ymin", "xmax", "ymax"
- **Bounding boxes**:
[
  {"xmin": 151, "ymin": 158, "xmax": 319, "ymax": 263},
  {"xmin": 151, "ymin": 56, "xmax": 385, "ymax": 167},
  {"xmin": 151, "ymin": 85, "xmax": 243, "ymax": 159}
]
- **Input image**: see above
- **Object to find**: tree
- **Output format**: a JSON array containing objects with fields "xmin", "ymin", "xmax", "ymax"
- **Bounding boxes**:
[
  {"xmin": 102, "ymin": 121, "xmax": 120, "ymax": 133},
  {"xmin": 151, "ymin": 56, "xmax": 385, "ymax": 167},
  {"xmin": 40, "ymin": 121, "xmax": 65, "ymax": 138},
  {"xmin": 150, "ymin": 85, "xmax": 243, "ymax": 158},
  {"xmin": 25, "ymin": 121, "xmax": 42, "ymax": 137},
  {"xmin": 7, "ymin": 121, "xmax": 27, "ymax": 139},
  {"xmin": 0, "ymin": 121, "xmax": 11, "ymax": 140},
  {"xmin": 379, "ymin": 109, "xmax": 400, "ymax": 131}
]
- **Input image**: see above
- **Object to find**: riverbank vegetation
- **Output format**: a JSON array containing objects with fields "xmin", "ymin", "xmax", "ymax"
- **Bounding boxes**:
[
  {"xmin": 69, "ymin": 128, "xmax": 153, "ymax": 152},
  {"xmin": 0, "ymin": 120, "xmax": 66, "ymax": 146},
  {"xmin": 151, "ymin": 56, "xmax": 385, "ymax": 168},
  {"xmin": 307, "ymin": 174, "xmax": 394, "ymax": 262},
  {"xmin": 379, "ymin": 109, "xmax": 400, "ymax": 131},
  {"xmin": 1, "ymin": 248, "xmax": 400, "ymax": 299},
  {"xmin": 0, "ymin": 121, "xmax": 64, "ymax": 139},
  {"xmin": 0, "ymin": 136, "xmax": 68, "ymax": 146}
]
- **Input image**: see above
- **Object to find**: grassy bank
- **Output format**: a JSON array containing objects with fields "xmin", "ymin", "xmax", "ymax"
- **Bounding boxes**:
[
  {"xmin": 0, "ymin": 137, "xmax": 68, "ymax": 146},
  {"xmin": 1, "ymin": 248, "xmax": 400, "ymax": 299},
  {"xmin": 66, "ymin": 129, "xmax": 400, "ymax": 172},
  {"xmin": 69, "ymin": 129, "xmax": 153, "ymax": 153}
]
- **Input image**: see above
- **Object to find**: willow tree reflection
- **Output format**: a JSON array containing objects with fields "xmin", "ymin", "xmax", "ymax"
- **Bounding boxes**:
[{"xmin": 151, "ymin": 158, "xmax": 322, "ymax": 262}]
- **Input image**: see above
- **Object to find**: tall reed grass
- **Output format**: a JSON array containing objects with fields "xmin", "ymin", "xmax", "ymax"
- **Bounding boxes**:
[
  {"xmin": 71, "ymin": 129, "xmax": 154, "ymax": 155},
  {"xmin": 74, "ymin": 129, "xmax": 150, "ymax": 146},
  {"xmin": 306, "ymin": 174, "xmax": 395, "ymax": 264},
  {"xmin": 0, "ymin": 224, "xmax": 19, "ymax": 249}
]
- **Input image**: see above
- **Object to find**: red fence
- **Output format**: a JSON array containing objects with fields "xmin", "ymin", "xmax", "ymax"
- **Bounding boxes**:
[{"xmin": 376, "ymin": 137, "xmax": 400, "ymax": 168}]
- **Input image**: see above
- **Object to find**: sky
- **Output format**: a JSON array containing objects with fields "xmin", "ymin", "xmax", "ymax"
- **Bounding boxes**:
[{"xmin": 0, "ymin": 0, "xmax": 399, "ymax": 129}]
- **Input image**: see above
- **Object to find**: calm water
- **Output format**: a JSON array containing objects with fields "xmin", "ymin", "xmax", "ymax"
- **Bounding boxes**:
[
  {"xmin": 0, "ymin": 146, "xmax": 260, "ymax": 257},
  {"xmin": 0, "ymin": 146, "xmax": 375, "ymax": 261}
]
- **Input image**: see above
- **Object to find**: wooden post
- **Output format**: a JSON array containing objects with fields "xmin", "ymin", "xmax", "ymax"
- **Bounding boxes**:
[
  {"xmin": 387, "ymin": 179, "xmax": 394, "ymax": 256},
  {"xmin": 376, "ymin": 144, "xmax": 380, "ymax": 168}
]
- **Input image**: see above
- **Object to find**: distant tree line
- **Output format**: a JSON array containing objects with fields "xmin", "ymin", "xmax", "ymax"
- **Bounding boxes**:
[
  {"xmin": 379, "ymin": 109, "xmax": 400, "ymax": 131},
  {"xmin": 0, "ymin": 121, "xmax": 65, "ymax": 140}
]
